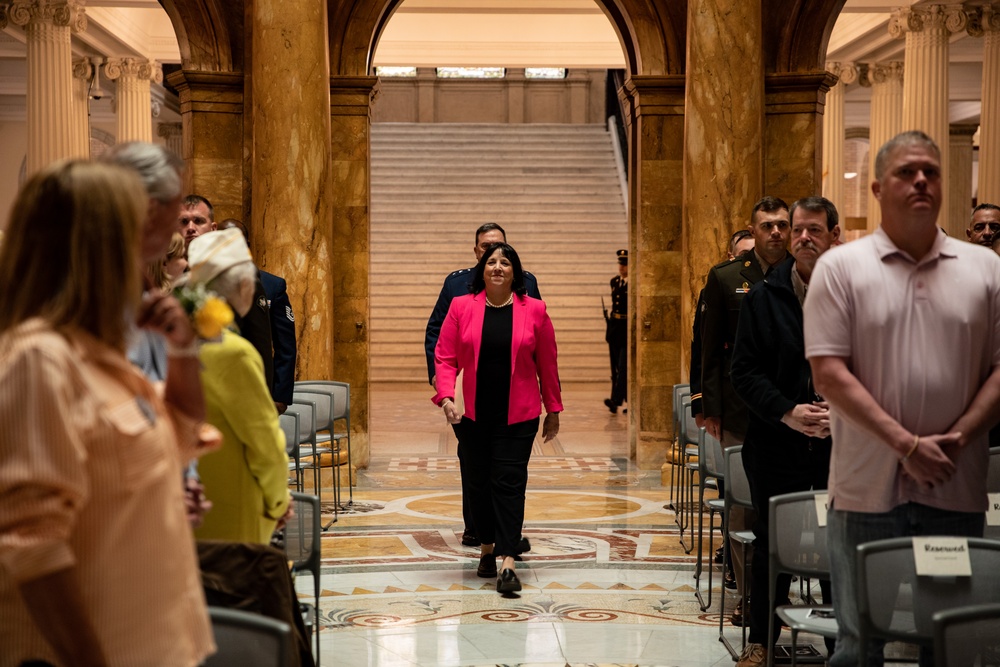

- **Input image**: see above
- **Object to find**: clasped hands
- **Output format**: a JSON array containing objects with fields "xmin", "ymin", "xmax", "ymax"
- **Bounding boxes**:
[{"xmin": 781, "ymin": 401, "xmax": 831, "ymax": 438}]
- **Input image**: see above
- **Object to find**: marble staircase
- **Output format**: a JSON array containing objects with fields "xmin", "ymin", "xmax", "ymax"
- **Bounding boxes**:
[{"xmin": 370, "ymin": 123, "xmax": 628, "ymax": 384}]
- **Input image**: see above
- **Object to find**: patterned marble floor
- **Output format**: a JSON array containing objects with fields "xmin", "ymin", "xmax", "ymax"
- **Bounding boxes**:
[{"xmin": 307, "ymin": 383, "xmax": 831, "ymax": 666}]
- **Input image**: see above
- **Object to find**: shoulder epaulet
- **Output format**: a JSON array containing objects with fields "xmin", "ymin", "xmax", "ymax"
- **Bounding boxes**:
[
  {"xmin": 448, "ymin": 267, "xmax": 473, "ymax": 278},
  {"xmin": 711, "ymin": 256, "xmax": 741, "ymax": 271}
]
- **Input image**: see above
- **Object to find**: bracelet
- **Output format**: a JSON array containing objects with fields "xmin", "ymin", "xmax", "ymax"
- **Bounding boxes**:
[
  {"xmin": 166, "ymin": 340, "xmax": 200, "ymax": 358},
  {"xmin": 439, "ymin": 398, "xmax": 453, "ymax": 408},
  {"xmin": 902, "ymin": 434, "xmax": 920, "ymax": 462}
]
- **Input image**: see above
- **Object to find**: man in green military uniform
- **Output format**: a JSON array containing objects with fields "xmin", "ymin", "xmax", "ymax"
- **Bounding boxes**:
[
  {"xmin": 698, "ymin": 196, "xmax": 790, "ymax": 625},
  {"xmin": 605, "ymin": 249, "xmax": 628, "ymax": 413}
]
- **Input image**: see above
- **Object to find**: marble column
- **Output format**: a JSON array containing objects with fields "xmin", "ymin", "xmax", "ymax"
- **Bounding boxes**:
[
  {"xmin": 71, "ymin": 57, "xmax": 90, "ymax": 158},
  {"xmin": 157, "ymin": 122, "xmax": 182, "ymax": 158},
  {"xmin": 891, "ymin": 4, "xmax": 967, "ymax": 235},
  {"xmin": 165, "ymin": 70, "xmax": 245, "ymax": 221},
  {"xmin": 329, "ymin": 76, "xmax": 379, "ymax": 477},
  {"xmin": 622, "ymin": 75, "xmax": 686, "ymax": 470},
  {"xmin": 7, "ymin": 0, "xmax": 86, "ymax": 174},
  {"xmin": 974, "ymin": 4, "xmax": 1000, "ymax": 203},
  {"xmin": 105, "ymin": 58, "xmax": 162, "ymax": 143},
  {"xmin": 950, "ymin": 124, "xmax": 977, "ymax": 226},
  {"xmin": 822, "ymin": 63, "xmax": 857, "ymax": 216},
  {"xmin": 863, "ymin": 62, "xmax": 904, "ymax": 232}
]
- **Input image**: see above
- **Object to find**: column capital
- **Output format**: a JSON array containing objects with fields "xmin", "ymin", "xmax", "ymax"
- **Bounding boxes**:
[
  {"xmin": 5, "ymin": 0, "xmax": 86, "ymax": 32},
  {"xmin": 72, "ymin": 57, "xmax": 91, "ymax": 80},
  {"xmin": 866, "ymin": 61, "xmax": 905, "ymax": 86},
  {"xmin": 104, "ymin": 57, "xmax": 163, "ymax": 85},
  {"xmin": 889, "ymin": 4, "xmax": 968, "ymax": 38},
  {"xmin": 826, "ymin": 61, "xmax": 859, "ymax": 85},
  {"xmin": 966, "ymin": 3, "xmax": 1000, "ymax": 37}
]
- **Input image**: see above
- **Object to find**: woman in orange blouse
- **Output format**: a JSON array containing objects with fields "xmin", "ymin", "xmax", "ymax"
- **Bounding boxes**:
[{"xmin": 0, "ymin": 161, "xmax": 215, "ymax": 667}]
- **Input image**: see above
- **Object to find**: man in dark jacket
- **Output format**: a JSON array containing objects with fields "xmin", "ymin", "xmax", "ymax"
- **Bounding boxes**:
[{"xmin": 729, "ymin": 196, "xmax": 841, "ymax": 667}]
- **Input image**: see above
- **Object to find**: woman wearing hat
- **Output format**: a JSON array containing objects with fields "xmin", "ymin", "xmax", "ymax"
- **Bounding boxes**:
[
  {"xmin": 433, "ymin": 242, "xmax": 562, "ymax": 594},
  {"xmin": 185, "ymin": 228, "xmax": 292, "ymax": 544}
]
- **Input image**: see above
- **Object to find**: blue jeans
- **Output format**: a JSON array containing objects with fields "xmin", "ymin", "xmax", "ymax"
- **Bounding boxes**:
[{"xmin": 827, "ymin": 503, "xmax": 984, "ymax": 667}]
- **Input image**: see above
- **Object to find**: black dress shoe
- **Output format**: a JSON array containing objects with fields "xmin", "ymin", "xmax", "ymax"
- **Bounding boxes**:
[
  {"xmin": 497, "ymin": 568, "xmax": 522, "ymax": 593},
  {"xmin": 461, "ymin": 530, "xmax": 481, "ymax": 547},
  {"xmin": 714, "ymin": 546, "xmax": 725, "ymax": 564},
  {"xmin": 516, "ymin": 537, "xmax": 531, "ymax": 554},
  {"xmin": 729, "ymin": 597, "xmax": 746, "ymax": 627},
  {"xmin": 723, "ymin": 569, "xmax": 737, "ymax": 590},
  {"xmin": 477, "ymin": 553, "xmax": 497, "ymax": 578},
  {"xmin": 604, "ymin": 398, "xmax": 618, "ymax": 414}
]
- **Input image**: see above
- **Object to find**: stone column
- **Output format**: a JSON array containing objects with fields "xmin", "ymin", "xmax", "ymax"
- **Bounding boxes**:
[
  {"xmin": 972, "ymin": 4, "xmax": 1000, "ymax": 203},
  {"xmin": 71, "ymin": 57, "xmax": 90, "ymax": 158},
  {"xmin": 863, "ymin": 62, "xmax": 904, "ymax": 232},
  {"xmin": 329, "ymin": 76, "xmax": 379, "ymax": 478},
  {"xmin": 165, "ymin": 70, "xmax": 245, "ymax": 221},
  {"xmin": 7, "ymin": 0, "xmax": 86, "ymax": 174},
  {"xmin": 105, "ymin": 58, "xmax": 162, "ymax": 143},
  {"xmin": 157, "ymin": 122, "xmax": 182, "ymax": 158},
  {"xmin": 950, "ymin": 124, "xmax": 977, "ymax": 227},
  {"xmin": 822, "ymin": 63, "xmax": 857, "ymax": 216},
  {"xmin": 891, "ymin": 4, "xmax": 967, "ymax": 234},
  {"xmin": 621, "ymin": 75, "xmax": 686, "ymax": 471}
]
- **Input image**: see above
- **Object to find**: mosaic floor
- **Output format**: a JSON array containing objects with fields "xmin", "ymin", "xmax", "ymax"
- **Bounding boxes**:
[{"xmin": 308, "ymin": 383, "xmax": 834, "ymax": 667}]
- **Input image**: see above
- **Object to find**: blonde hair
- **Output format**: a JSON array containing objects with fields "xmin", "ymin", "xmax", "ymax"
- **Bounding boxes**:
[
  {"xmin": 166, "ymin": 232, "xmax": 185, "ymax": 261},
  {"xmin": 0, "ymin": 160, "xmax": 147, "ymax": 350}
]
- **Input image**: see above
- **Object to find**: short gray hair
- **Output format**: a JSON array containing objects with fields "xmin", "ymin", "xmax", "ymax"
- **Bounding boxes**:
[
  {"xmin": 100, "ymin": 141, "xmax": 184, "ymax": 203},
  {"xmin": 874, "ymin": 130, "xmax": 940, "ymax": 181},
  {"xmin": 207, "ymin": 261, "xmax": 256, "ymax": 304}
]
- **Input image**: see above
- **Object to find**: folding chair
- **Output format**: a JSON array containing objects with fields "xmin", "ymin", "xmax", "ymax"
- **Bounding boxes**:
[
  {"xmin": 286, "ymin": 492, "xmax": 322, "ymax": 666},
  {"xmin": 295, "ymin": 380, "xmax": 352, "ymax": 525},
  {"xmin": 932, "ymin": 603, "xmax": 1000, "ymax": 667},
  {"xmin": 720, "ymin": 445, "xmax": 755, "ymax": 659},
  {"xmin": 667, "ymin": 383, "xmax": 691, "ymax": 511},
  {"xmin": 280, "ymin": 411, "xmax": 303, "ymax": 492},
  {"xmin": 204, "ymin": 607, "xmax": 291, "ymax": 667},
  {"xmin": 293, "ymin": 388, "xmax": 344, "ymax": 524},
  {"xmin": 694, "ymin": 426, "xmax": 725, "ymax": 611},
  {"xmin": 768, "ymin": 490, "xmax": 838, "ymax": 667},
  {"xmin": 285, "ymin": 399, "xmax": 323, "ymax": 514},
  {"xmin": 677, "ymin": 396, "xmax": 701, "ymax": 553},
  {"xmin": 857, "ymin": 537, "xmax": 1000, "ymax": 667}
]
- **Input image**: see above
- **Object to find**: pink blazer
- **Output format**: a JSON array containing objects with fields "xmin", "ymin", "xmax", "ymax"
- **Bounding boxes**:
[{"xmin": 432, "ymin": 292, "xmax": 563, "ymax": 424}]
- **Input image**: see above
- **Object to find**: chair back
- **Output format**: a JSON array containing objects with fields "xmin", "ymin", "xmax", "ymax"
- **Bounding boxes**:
[
  {"xmin": 858, "ymin": 537, "xmax": 1000, "ymax": 645},
  {"xmin": 987, "ymin": 448, "xmax": 1000, "ymax": 540},
  {"xmin": 769, "ymin": 490, "xmax": 831, "ymax": 579},
  {"xmin": 682, "ymin": 397, "xmax": 699, "ymax": 447},
  {"xmin": 286, "ymin": 492, "xmax": 321, "ymax": 580},
  {"xmin": 279, "ymin": 412, "xmax": 299, "ymax": 457},
  {"xmin": 724, "ymin": 445, "xmax": 753, "ymax": 510},
  {"xmin": 699, "ymin": 428, "xmax": 725, "ymax": 481},
  {"xmin": 673, "ymin": 383, "xmax": 691, "ymax": 438},
  {"xmin": 297, "ymin": 381, "xmax": 349, "ymax": 422},
  {"xmin": 932, "ymin": 603, "xmax": 1000, "ymax": 667},
  {"xmin": 285, "ymin": 401, "xmax": 317, "ymax": 445},
  {"xmin": 294, "ymin": 390, "xmax": 332, "ymax": 431},
  {"xmin": 204, "ymin": 607, "xmax": 290, "ymax": 667}
]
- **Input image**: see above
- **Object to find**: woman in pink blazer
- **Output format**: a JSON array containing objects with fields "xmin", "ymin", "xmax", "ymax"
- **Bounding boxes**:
[{"xmin": 433, "ymin": 242, "xmax": 563, "ymax": 594}]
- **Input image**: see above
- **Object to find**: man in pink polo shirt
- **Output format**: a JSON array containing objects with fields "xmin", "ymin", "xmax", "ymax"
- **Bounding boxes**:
[{"xmin": 804, "ymin": 130, "xmax": 1000, "ymax": 667}]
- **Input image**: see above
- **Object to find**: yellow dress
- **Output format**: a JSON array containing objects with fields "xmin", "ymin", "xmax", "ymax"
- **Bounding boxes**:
[{"xmin": 195, "ymin": 329, "xmax": 290, "ymax": 544}]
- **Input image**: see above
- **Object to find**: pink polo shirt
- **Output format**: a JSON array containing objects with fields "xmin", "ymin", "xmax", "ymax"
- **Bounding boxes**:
[{"xmin": 804, "ymin": 227, "xmax": 1000, "ymax": 514}]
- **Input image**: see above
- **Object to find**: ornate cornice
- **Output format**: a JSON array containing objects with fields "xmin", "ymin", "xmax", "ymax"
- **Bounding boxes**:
[
  {"xmin": 104, "ymin": 57, "xmax": 163, "ymax": 85},
  {"xmin": 966, "ymin": 4, "xmax": 1000, "ymax": 37},
  {"xmin": 4, "ymin": 0, "xmax": 86, "ymax": 32},
  {"xmin": 889, "ymin": 4, "xmax": 968, "ymax": 38}
]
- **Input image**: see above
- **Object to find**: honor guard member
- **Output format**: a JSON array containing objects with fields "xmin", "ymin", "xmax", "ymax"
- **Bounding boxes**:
[
  {"xmin": 425, "ymin": 222, "xmax": 540, "ymax": 550},
  {"xmin": 604, "ymin": 249, "xmax": 628, "ymax": 414}
]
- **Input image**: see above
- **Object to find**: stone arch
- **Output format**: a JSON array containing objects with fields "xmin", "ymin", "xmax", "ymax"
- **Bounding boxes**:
[
  {"xmin": 765, "ymin": 0, "xmax": 849, "ymax": 73},
  {"xmin": 327, "ymin": 0, "xmax": 684, "ymax": 78},
  {"xmin": 159, "ymin": 0, "xmax": 240, "ymax": 72}
]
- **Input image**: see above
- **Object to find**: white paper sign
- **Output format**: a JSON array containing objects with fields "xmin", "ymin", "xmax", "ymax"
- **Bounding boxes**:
[
  {"xmin": 987, "ymin": 493, "xmax": 1000, "ymax": 526},
  {"xmin": 814, "ymin": 492, "xmax": 829, "ymax": 527},
  {"xmin": 912, "ymin": 537, "xmax": 972, "ymax": 577}
]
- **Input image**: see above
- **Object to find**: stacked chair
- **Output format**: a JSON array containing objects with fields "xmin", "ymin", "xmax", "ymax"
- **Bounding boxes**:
[
  {"xmin": 290, "ymin": 381, "xmax": 351, "ymax": 528},
  {"xmin": 694, "ymin": 427, "xmax": 726, "ymax": 611},
  {"xmin": 285, "ymin": 492, "xmax": 322, "ymax": 665},
  {"xmin": 720, "ymin": 445, "xmax": 755, "ymax": 659}
]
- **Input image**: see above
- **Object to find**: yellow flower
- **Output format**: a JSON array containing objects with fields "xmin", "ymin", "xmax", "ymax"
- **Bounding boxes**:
[{"xmin": 194, "ymin": 296, "xmax": 233, "ymax": 339}]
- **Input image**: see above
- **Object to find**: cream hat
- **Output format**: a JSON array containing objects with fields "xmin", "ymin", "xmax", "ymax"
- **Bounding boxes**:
[{"xmin": 184, "ymin": 227, "xmax": 253, "ymax": 285}]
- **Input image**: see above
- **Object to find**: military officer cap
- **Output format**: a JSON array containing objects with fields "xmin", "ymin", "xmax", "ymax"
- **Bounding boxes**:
[{"xmin": 617, "ymin": 249, "xmax": 628, "ymax": 265}]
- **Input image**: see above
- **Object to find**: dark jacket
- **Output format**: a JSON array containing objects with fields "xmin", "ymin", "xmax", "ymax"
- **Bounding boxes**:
[
  {"xmin": 261, "ymin": 270, "xmax": 297, "ymax": 406},
  {"xmin": 234, "ymin": 270, "xmax": 274, "ymax": 391},
  {"xmin": 689, "ymin": 288, "xmax": 706, "ymax": 416},
  {"xmin": 424, "ymin": 267, "xmax": 540, "ymax": 384},
  {"xmin": 730, "ymin": 258, "xmax": 831, "ymax": 471}
]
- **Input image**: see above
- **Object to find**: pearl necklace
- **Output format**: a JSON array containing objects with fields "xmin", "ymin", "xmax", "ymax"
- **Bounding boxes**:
[{"xmin": 486, "ymin": 294, "xmax": 514, "ymax": 308}]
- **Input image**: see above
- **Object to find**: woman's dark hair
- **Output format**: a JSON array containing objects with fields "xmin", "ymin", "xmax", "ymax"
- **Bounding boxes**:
[{"xmin": 469, "ymin": 242, "xmax": 527, "ymax": 296}]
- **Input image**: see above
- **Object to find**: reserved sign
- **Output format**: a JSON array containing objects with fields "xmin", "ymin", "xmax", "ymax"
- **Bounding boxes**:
[
  {"xmin": 987, "ymin": 493, "xmax": 1000, "ymax": 526},
  {"xmin": 814, "ymin": 493, "xmax": 829, "ymax": 527},
  {"xmin": 912, "ymin": 537, "xmax": 972, "ymax": 577}
]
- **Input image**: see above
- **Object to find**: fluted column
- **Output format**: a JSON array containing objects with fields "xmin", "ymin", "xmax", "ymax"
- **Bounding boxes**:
[
  {"xmin": 822, "ymin": 62, "xmax": 858, "ymax": 216},
  {"xmin": 157, "ymin": 122, "xmax": 182, "ymax": 158},
  {"xmin": 71, "ymin": 57, "xmax": 90, "ymax": 158},
  {"xmin": 950, "ymin": 124, "xmax": 977, "ymax": 226},
  {"xmin": 7, "ymin": 0, "xmax": 87, "ymax": 174},
  {"xmin": 972, "ymin": 4, "xmax": 1000, "ymax": 203},
  {"xmin": 863, "ymin": 62, "xmax": 904, "ymax": 232},
  {"xmin": 891, "ymin": 4, "xmax": 967, "ymax": 234},
  {"xmin": 105, "ymin": 58, "xmax": 162, "ymax": 143}
]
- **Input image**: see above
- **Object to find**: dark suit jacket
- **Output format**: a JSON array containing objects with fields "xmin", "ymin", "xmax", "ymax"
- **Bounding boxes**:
[
  {"xmin": 689, "ymin": 287, "xmax": 706, "ymax": 416},
  {"xmin": 424, "ymin": 268, "xmax": 540, "ymax": 384},
  {"xmin": 234, "ymin": 270, "xmax": 274, "ymax": 392},
  {"xmin": 261, "ymin": 270, "xmax": 297, "ymax": 406},
  {"xmin": 700, "ymin": 250, "xmax": 788, "ymax": 438}
]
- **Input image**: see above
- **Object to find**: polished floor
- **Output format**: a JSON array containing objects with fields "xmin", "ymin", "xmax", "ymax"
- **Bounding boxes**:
[{"xmin": 309, "ymin": 383, "xmax": 830, "ymax": 667}]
